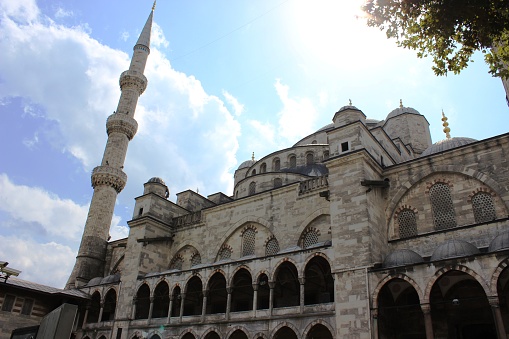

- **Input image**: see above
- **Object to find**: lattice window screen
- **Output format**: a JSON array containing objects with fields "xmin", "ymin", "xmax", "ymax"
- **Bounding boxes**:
[
  {"xmin": 265, "ymin": 238, "xmax": 280, "ymax": 256},
  {"xmin": 170, "ymin": 257, "xmax": 183, "ymax": 270},
  {"xmin": 303, "ymin": 230, "xmax": 319, "ymax": 248},
  {"xmin": 249, "ymin": 182, "xmax": 256, "ymax": 195},
  {"xmin": 190, "ymin": 253, "xmax": 201, "ymax": 267},
  {"xmin": 274, "ymin": 178, "xmax": 282, "ymax": 188},
  {"xmin": 218, "ymin": 247, "xmax": 232, "ymax": 261},
  {"xmin": 472, "ymin": 192, "xmax": 496, "ymax": 223},
  {"xmin": 397, "ymin": 209, "xmax": 417, "ymax": 238},
  {"xmin": 242, "ymin": 228, "xmax": 256, "ymax": 256},
  {"xmin": 429, "ymin": 183, "xmax": 457, "ymax": 230}
]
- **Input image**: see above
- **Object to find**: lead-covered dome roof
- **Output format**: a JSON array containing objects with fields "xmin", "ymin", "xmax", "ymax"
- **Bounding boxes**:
[
  {"xmin": 237, "ymin": 159, "xmax": 256, "ymax": 170},
  {"xmin": 421, "ymin": 137, "xmax": 477, "ymax": 157},
  {"xmin": 431, "ymin": 239, "xmax": 479, "ymax": 261},
  {"xmin": 147, "ymin": 177, "xmax": 166, "ymax": 185},
  {"xmin": 383, "ymin": 249, "xmax": 424, "ymax": 268},
  {"xmin": 489, "ymin": 231, "xmax": 509, "ymax": 252},
  {"xmin": 386, "ymin": 106, "xmax": 421, "ymax": 120}
]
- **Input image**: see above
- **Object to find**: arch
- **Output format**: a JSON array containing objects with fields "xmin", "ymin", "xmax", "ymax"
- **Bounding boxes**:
[
  {"xmin": 471, "ymin": 191, "xmax": 497, "ymax": 223},
  {"xmin": 231, "ymin": 268, "xmax": 254, "ymax": 312},
  {"xmin": 424, "ymin": 265, "xmax": 491, "ymax": 300},
  {"xmin": 217, "ymin": 245, "xmax": 233, "ymax": 261},
  {"xmin": 395, "ymin": 207, "xmax": 418, "ymax": 238},
  {"xmin": 288, "ymin": 154, "xmax": 297, "ymax": 168},
  {"xmin": 135, "ymin": 283, "xmax": 150, "ymax": 319},
  {"xmin": 251, "ymin": 333, "xmax": 268, "ymax": 339},
  {"xmin": 304, "ymin": 255, "xmax": 334, "ymax": 305},
  {"xmin": 169, "ymin": 254, "xmax": 184, "ymax": 270},
  {"xmin": 180, "ymin": 329, "xmax": 198, "ymax": 339},
  {"xmin": 148, "ymin": 333, "xmax": 162, "ymax": 339},
  {"xmin": 300, "ymin": 227, "xmax": 320, "ymax": 249},
  {"xmin": 101, "ymin": 288, "xmax": 117, "ymax": 321},
  {"xmin": 306, "ymin": 152, "xmax": 314, "ymax": 165},
  {"xmin": 256, "ymin": 273, "xmax": 270, "ymax": 310},
  {"xmin": 272, "ymin": 157, "xmax": 281, "ymax": 171},
  {"xmin": 152, "ymin": 280, "xmax": 169, "ymax": 318},
  {"xmin": 242, "ymin": 227, "xmax": 256, "ymax": 257},
  {"xmin": 270, "ymin": 257, "xmax": 299, "ymax": 282},
  {"xmin": 273, "ymin": 177, "xmax": 282, "ymax": 188},
  {"xmin": 490, "ymin": 258, "xmax": 509, "ymax": 295},
  {"xmin": 297, "ymin": 209, "xmax": 330, "ymax": 236},
  {"xmin": 183, "ymin": 275, "xmax": 203, "ymax": 316},
  {"xmin": 260, "ymin": 163, "xmax": 267, "ymax": 173},
  {"xmin": 372, "ymin": 274, "xmax": 424, "ymax": 309},
  {"xmin": 271, "ymin": 322, "xmax": 300, "ymax": 339},
  {"xmin": 251, "ymin": 169, "xmax": 256, "ymax": 176},
  {"xmin": 206, "ymin": 272, "xmax": 227, "ymax": 314},
  {"xmin": 387, "ymin": 167, "xmax": 509, "ymax": 227},
  {"xmin": 265, "ymin": 236, "xmax": 280, "ymax": 256},
  {"xmin": 226, "ymin": 326, "xmax": 250, "ymax": 339},
  {"xmin": 273, "ymin": 261, "xmax": 300, "ymax": 308},
  {"xmin": 88, "ymin": 291, "xmax": 101, "ymax": 323},
  {"xmin": 171, "ymin": 285, "xmax": 182, "ymax": 317},
  {"xmin": 494, "ymin": 261, "xmax": 509, "ymax": 334},
  {"xmin": 228, "ymin": 329, "xmax": 249, "ymax": 339},
  {"xmin": 302, "ymin": 320, "xmax": 335, "ymax": 339},
  {"xmin": 428, "ymin": 181, "xmax": 457, "ymax": 230},
  {"xmin": 202, "ymin": 328, "xmax": 222, "ymax": 339}
]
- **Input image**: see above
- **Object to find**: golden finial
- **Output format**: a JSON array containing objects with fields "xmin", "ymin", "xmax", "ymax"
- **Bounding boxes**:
[
  {"xmin": 152, "ymin": 0, "xmax": 156, "ymax": 11},
  {"xmin": 441, "ymin": 110, "xmax": 451, "ymax": 139},
  {"xmin": 251, "ymin": 152, "xmax": 255, "ymax": 161},
  {"xmin": 349, "ymin": 99, "xmax": 352, "ymax": 106},
  {"xmin": 399, "ymin": 99, "xmax": 403, "ymax": 108}
]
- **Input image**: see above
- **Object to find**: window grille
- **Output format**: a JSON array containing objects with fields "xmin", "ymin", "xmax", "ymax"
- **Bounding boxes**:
[
  {"xmin": 249, "ymin": 182, "xmax": 256, "ymax": 195},
  {"xmin": 265, "ymin": 238, "xmax": 280, "ymax": 256},
  {"xmin": 397, "ymin": 209, "xmax": 417, "ymax": 238},
  {"xmin": 306, "ymin": 153, "xmax": 314, "ymax": 165},
  {"xmin": 2, "ymin": 294, "xmax": 15, "ymax": 312},
  {"xmin": 429, "ymin": 183, "xmax": 457, "ymax": 230},
  {"xmin": 303, "ymin": 229, "xmax": 319, "ymax": 248},
  {"xmin": 170, "ymin": 256, "xmax": 183, "ymax": 270},
  {"xmin": 274, "ymin": 178, "xmax": 282, "ymax": 188},
  {"xmin": 242, "ymin": 228, "xmax": 256, "ymax": 256},
  {"xmin": 273, "ymin": 158, "xmax": 280, "ymax": 171},
  {"xmin": 260, "ymin": 163, "xmax": 267, "ymax": 173},
  {"xmin": 472, "ymin": 192, "xmax": 496, "ymax": 223},
  {"xmin": 289, "ymin": 155, "xmax": 297, "ymax": 168},
  {"xmin": 191, "ymin": 253, "xmax": 201, "ymax": 267},
  {"xmin": 218, "ymin": 247, "xmax": 232, "ymax": 261}
]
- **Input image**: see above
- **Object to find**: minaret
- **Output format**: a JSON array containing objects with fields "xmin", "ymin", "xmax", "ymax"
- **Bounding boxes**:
[{"xmin": 66, "ymin": 3, "xmax": 155, "ymax": 289}]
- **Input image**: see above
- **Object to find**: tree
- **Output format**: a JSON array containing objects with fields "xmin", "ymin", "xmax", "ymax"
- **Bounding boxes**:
[{"xmin": 363, "ymin": 0, "xmax": 509, "ymax": 79}]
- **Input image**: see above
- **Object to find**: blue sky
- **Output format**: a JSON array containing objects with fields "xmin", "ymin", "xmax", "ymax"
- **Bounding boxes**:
[{"xmin": 1, "ymin": 0, "xmax": 508, "ymax": 288}]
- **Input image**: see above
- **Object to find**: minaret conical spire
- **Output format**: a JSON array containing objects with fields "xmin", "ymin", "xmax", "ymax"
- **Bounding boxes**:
[{"xmin": 66, "ymin": 5, "xmax": 154, "ymax": 289}]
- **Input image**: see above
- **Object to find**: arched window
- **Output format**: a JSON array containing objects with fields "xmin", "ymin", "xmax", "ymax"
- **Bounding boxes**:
[
  {"xmin": 429, "ymin": 182, "xmax": 457, "ymax": 230},
  {"xmin": 101, "ymin": 289, "xmax": 117, "ymax": 321},
  {"xmin": 249, "ymin": 182, "xmax": 256, "ymax": 195},
  {"xmin": 260, "ymin": 163, "xmax": 267, "ymax": 173},
  {"xmin": 273, "ymin": 178, "xmax": 282, "ymax": 188},
  {"xmin": 231, "ymin": 269, "xmax": 253, "ymax": 312},
  {"xmin": 323, "ymin": 151, "xmax": 329, "ymax": 160},
  {"xmin": 169, "ymin": 256, "xmax": 183, "ymax": 270},
  {"xmin": 183, "ymin": 276, "xmax": 203, "ymax": 316},
  {"xmin": 135, "ymin": 284, "xmax": 150, "ymax": 319},
  {"xmin": 302, "ymin": 228, "xmax": 319, "ymax": 249},
  {"xmin": 304, "ymin": 256, "xmax": 334, "ymax": 305},
  {"xmin": 397, "ymin": 209, "xmax": 417, "ymax": 238},
  {"xmin": 190, "ymin": 253, "xmax": 201, "ymax": 267},
  {"xmin": 289, "ymin": 155, "xmax": 297, "ymax": 168},
  {"xmin": 274, "ymin": 262, "xmax": 300, "ymax": 308},
  {"xmin": 472, "ymin": 192, "xmax": 496, "ymax": 223},
  {"xmin": 171, "ymin": 286, "xmax": 181, "ymax": 317},
  {"xmin": 206, "ymin": 272, "xmax": 227, "ymax": 314},
  {"xmin": 273, "ymin": 158, "xmax": 281, "ymax": 171},
  {"xmin": 88, "ymin": 292, "xmax": 101, "ymax": 323},
  {"xmin": 251, "ymin": 169, "xmax": 256, "ymax": 176},
  {"xmin": 152, "ymin": 281, "xmax": 169, "ymax": 318},
  {"xmin": 265, "ymin": 237, "xmax": 280, "ymax": 256},
  {"xmin": 306, "ymin": 152, "xmax": 314, "ymax": 165},
  {"xmin": 242, "ymin": 228, "xmax": 256, "ymax": 257},
  {"xmin": 218, "ymin": 246, "xmax": 232, "ymax": 261}
]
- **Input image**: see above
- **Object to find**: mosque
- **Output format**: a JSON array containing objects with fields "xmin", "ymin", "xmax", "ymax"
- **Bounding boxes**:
[{"xmin": 63, "ymin": 4, "xmax": 509, "ymax": 339}]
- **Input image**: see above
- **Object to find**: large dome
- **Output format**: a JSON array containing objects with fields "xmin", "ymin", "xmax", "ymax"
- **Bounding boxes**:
[
  {"xmin": 431, "ymin": 239, "xmax": 479, "ymax": 261},
  {"xmin": 421, "ymin": 137, "xmax": 477, "ymax": 157},
  {"xmin": 383, "ymin": 249, "xmax": 424, "ymax": 268},
  {"xmin": 386, "ymin": 106, "xmax": 421, "ymax": 120}
]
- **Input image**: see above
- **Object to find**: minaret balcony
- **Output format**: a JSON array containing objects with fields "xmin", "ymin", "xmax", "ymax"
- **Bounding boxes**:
[
  {"xmin": 119, "ymin": 70, "xmax": 148, "ymax": 94},
  {"xmin": 91, "ymin": 166, "xmax": 127, "ymax": 193},
  {"xmin": 106, "ymin": 113, "xmax": 138, "ymax": 140}
]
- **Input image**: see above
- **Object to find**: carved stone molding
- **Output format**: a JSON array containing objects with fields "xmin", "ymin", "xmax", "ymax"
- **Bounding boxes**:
[
  {"xmin": 91, "ymin": 166, "xmax": 127, "ymax": 193},
  {"xmin": 106, "ymin": 113, "xmax": 138, "ymax": 140},
  {"xmin": 119, "ymin": 70, "xmax": 148, "ymax": 94}
]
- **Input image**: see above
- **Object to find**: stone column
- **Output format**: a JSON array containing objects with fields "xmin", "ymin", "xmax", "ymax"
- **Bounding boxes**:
[
  {"xmin": 201, "ymin": 289, "xmax": 209, "ymax": 322},
  {"xmin": 98, "ymin": 302, "xmax": 104, "ymax": 323},
  {"xmin": 252, "ymin": 283, "xmax": 258, "ymax": 317},
  {"xmin": 167, "ymin": 295, "xmax": 173, "ymax": 324},
  {"xmin": 488, "ymin": 296, "xmax": 507, "ymax": 339},
  {"xmin": 131, "ymin": 298, "xmax": 137, "ymax": 320},
  {"xmin": 371, "ymin": 308, "xmax": 379, "ymax": 339},
  {"xmin": 299, "ymin": 277, "xmax": 305, "ymax": 313},
  {"xmin": 268, "ymin": 281, "xmax": 275, "ymax": 315},
  {"xmin": 226, "ymin": 287, "xmax": 233, "ymax": 319},
  {"xmin": 83, "ymin": 305, "xmax": 90, "ymax": 326},
  {"xmin": 179, "ymin": 293, "xmax": 186, "ymax": 323},
  {"xmin": 148, "ymin": 296, "xmax": 154, "ymax": 321},
  {"xmin": 421, "ymin": 303, "xmax": 434, "ymax": 339}
]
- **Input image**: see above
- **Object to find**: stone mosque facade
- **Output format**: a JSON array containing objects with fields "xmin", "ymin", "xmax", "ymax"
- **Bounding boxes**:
[{"xmin": 66, "ymin": 5, "xmax": 509, "ymax": 339}]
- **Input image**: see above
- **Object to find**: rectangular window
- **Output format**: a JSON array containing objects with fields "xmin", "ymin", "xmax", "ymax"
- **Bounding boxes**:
[
  {"xmin": 2, "ymin": 294, "xmax": 16, "ymax": 312},
  {"xmin": 20, "ymin": 298, "xmax": 34, "ymax": 315},
  {"xmin": 341, "ymin": 141, "xmax": 349, "ymax": 152}
]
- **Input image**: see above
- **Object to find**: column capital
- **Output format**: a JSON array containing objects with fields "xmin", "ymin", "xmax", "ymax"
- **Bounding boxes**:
[
  {"xmin": 420, "ymin": 303, "xmax": 431, "ymax": 314},
  {"xmin": 252, "ymin": 283, "xmax": 259, "ymax": 291},
  {"xmin": 268, "ymin": 281, "xmax": 276, "ymax": 289},
  {"xmin": 488, "ymin": 295, "xmax": 501, "ymax": 307}
]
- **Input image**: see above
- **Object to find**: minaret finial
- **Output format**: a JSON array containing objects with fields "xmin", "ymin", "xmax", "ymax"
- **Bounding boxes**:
[
  {"xmin": 399, "ymin": 99, "xmax": 403, "ymax": 108},
  {"xmin": 252, "ymin": 152, "xmax": 255, "ymax": 161},
  {"xmin": 152, "ymin": 0, "xmax": 156, "ymax": 11},
  {"xmin": 441, "ymin": 109, "xmax": 451, "ymax": 139},
  {"xmin": 349, "ymin": 99, "xmax": 352, "ymax": 106}
]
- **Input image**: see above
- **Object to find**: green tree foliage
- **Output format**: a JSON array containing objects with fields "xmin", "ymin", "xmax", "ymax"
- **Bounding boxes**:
[{"xmin": 363, "ymin": 0, "xmax": 509, "ymax": 79}]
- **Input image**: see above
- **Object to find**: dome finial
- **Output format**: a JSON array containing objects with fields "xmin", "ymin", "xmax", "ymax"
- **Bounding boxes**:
[
  {"xmin": 349, "ymin": 99, "xmax": 352, "ymax": 106},
  {"xmin": 251, "ymin": 152, "xmax": 255, "ymax": 161},
  {"xmin": 442, "ymin": 109, "xmax": 451, "ymax": 139},
  {"xmin": 399, "ymin": 99, "xmax": 403, "ymax": 108},
  {"xmin": 152, "ymin": 0, "xmax": 156, "ymax": 11}
]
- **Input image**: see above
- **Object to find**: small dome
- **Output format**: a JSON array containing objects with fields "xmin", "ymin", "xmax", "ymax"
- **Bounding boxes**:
[
  {"xmin": 316, "ymin": 123, "xmax": 334, "ymax": 133},
  {"xmin": 383, "ymin": 249, "xmax": 424, "ymax": 268},
  {"xmin": 365, "ymin": 118, "xmax": 381, "ymax": 125},
  {"xmin": 337, "ymin": 105, "xmax": 361, "ymax": 113},
  {"xmin": 420, "ymin": 137, "xmax": 477, "ymax": 157},
  {"xmin": 237, "ymin": 159, "xmax": 256, "ymax": 170},
  {"xmin": 431, "ymin": 239, "xmax": 480, "ymax": 261},
  {"xmin": 86, "ymin": 277, "xmax": 103, "ymax": 286},
  {"xmin": 147, "ymin": 177, "xmax": 166, "ymax": 185},
  {"xmin": 100, "ymin": 273, "xmax": 121, "ymax": 285},
  {"xmin": 489, "ymin": 232, "xmax": 509, "ymax": 252},
  {"xmin": 386, "ymin": 106, "xmax": 421, "ymax": 120}
]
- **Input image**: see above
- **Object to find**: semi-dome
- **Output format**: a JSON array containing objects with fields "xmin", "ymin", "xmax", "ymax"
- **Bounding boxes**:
[
  {"xmin": 100, "ymin": 273, "xmax": 121, "ymax": 285},
  {"xmin": 489, "ymin": 231, "xmax": 509, "ymax": 252},
  {"xmin": 421, "ymin": 137, "xmax": 477, "ymax": 157},
  {"xmin": 86, "ymin": 276, "xmax": 103, "ymax": 286},
  {"xmin": 237, "ymin": 159, "xmax": 256, "ymax": 170},
  {"xmin": 383, "ymin": 249, "xmax": 424, "ymax": 268},
  {"xmin": 147, "ymin": 177, "xmax": 166, "ymax": 185},
  {"xmin": 431, "ymin": 239, "xmax": 480, "ymax": 261},
  {"xmin": 386, "ymin": 106, "xmax": 421, "ymax": 120}
]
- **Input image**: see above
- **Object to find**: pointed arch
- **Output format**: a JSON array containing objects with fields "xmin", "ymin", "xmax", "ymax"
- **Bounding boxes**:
[
  {"xmin": 302, "ymin": 320, "xmax": 335, "ymax": 339},
  {"xmin": 270, "ymin": 322, "xmax": 300, "ymax": 339},
  {"xmin": 101, "ymin": 288, "xmax": 117, "ymax": 321},
  {"xmin": 424, "ymin": 265, "xmax": 490, "ymax": 301}
]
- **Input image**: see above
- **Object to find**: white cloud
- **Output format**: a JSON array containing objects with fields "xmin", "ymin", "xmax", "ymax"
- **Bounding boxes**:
[
  {"xmin": 0, "ymin": 235, "xmax": 75, "ymax": 288},
  {"xmin": 55, "ymin": 7, "xmax": 73, "ymax": 19},
  {"xmin": 22, "ymin": 132, "xmax": 39, "ymax": 149},
  {"xmin": 0, "ymin": 0, "xmax": 39, "ymax": 23},
  {"xmin": 223, "ymin": 90, "xmax": 245, "ymax": 116},
  {"xmin": 151, "ymin": 22, "xmax": 168, "ymax": 48},
  {"xmin": 121, "ymin": 30, "xmax": 130, "ymax": 42}
]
